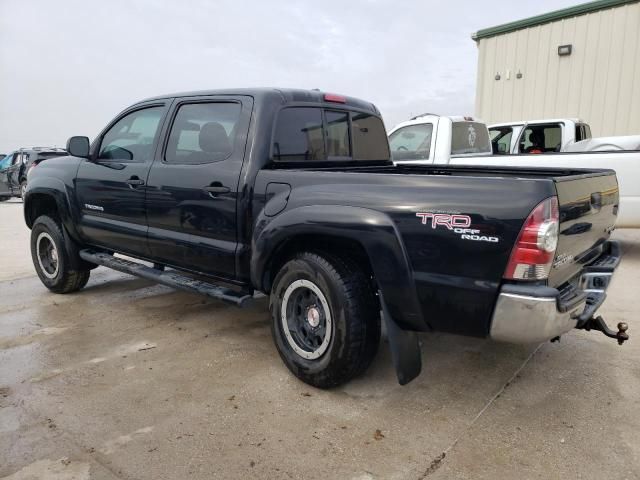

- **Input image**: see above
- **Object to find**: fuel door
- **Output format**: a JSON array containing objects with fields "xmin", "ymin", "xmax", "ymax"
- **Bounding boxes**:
[{"xmin": 264, "ymin": 182, "xmax": 291, "ymax": 217}]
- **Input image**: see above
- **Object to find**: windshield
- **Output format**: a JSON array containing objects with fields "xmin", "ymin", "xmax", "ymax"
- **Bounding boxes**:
[{"xmin": 388, "ymin": 124, "xmax": 433, "ymax": 161}]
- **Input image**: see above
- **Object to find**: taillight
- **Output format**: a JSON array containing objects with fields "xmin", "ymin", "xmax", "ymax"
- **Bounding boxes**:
[{"xmin": 504, "ymin": 196, "xmax": 559, "ymax": 281}]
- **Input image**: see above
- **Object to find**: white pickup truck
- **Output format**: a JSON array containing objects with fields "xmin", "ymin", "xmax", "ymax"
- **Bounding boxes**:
[
  {"xmin": 389, "ymin": 115, "xmax": 640, "ymax": 228},
  {"xmin": 489, "ymin": 118, "xmax": 640, "ymax": 154}
]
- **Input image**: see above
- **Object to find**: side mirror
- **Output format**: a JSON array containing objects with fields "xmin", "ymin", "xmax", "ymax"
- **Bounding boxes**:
[{"xmin": 66, "ymin": 136, "xmax": 90, "ymax": 158}]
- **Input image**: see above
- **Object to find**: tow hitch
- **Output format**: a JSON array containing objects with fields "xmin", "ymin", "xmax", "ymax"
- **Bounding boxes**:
[{"xmin": 580, "ymin": 316, "xmax": 629, "ymax": 345}]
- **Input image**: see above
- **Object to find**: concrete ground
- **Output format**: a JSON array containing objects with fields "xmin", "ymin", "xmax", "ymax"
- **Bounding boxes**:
[{"xmin": 0, "ymin": 197, "xmax": 639, "ymax": 480}]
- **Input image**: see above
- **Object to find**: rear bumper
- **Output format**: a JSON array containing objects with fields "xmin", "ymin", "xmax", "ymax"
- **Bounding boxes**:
[{"xmin": 490, "ymin": 241, "xmax": 620, "ymax": 343}]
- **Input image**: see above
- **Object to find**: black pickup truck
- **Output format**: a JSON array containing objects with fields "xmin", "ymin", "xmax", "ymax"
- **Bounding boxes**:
[{"xmin": 24, "ymin": 88, "xmax": 626, "ymax": 387}]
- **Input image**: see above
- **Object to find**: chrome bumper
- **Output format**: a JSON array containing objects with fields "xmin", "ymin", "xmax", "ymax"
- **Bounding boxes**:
[
  {"xmin": 490, "ymin": 241, "xmax": 620, "ymax": 344},
  {"xmin": 490, "ymin": 292, "xmax": 584, "ymax": 343}
]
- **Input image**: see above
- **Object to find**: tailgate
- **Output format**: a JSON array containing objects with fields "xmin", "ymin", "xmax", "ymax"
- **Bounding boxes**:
[{"xmin": 548, "ymin": 172, "xmax": 619, "ymax": 287}]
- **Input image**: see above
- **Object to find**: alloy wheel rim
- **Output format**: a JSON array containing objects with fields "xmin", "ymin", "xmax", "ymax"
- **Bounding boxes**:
[
  {"xmin": 36, "ymin": 232, "xmax": 59, "ymax": 279},
  {"xmin": 281, "ymin": 279, "xmax": 332, "ymax": 359}
]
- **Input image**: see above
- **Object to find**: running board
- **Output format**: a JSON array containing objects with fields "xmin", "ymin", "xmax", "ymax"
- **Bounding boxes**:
[{"xmin": 79, "ymin": 250, "xmax": 253, "ymax": 307}]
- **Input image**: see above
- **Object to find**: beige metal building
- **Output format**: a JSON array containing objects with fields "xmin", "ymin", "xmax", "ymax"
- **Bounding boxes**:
[{"xmin": 473, "ymin": 0, "xmax": 640, "ymax": 136}]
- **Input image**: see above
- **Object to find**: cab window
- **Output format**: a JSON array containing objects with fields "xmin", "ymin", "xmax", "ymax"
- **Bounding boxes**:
[
  {"xmin": 389, "ymin": 124, "xmax": 432, "ymax": 161},
  {"xmin": 272, "ymin": 107, "xmax": 389, "ymax": 162},
  {"xmin": 165, "ymin": 102, "xmax": 241, "ymax": 164},
  {"xmin": 272, "ymin": 108, "xmax": 325, "ymax": 161},
  {"xmin": 451, "ymin": 122, "xmax": 491, "ymax": 156},
  {"xmin": 98, "ymin": 107, "xmax": 164, "ymax": 162},
  {"xmin": 518, "ymin": 124, "xmax": 562, "ymax": 153},
  {"xmin": 489, "ymin": 127, "xmax": 513, "ymax": 154}
]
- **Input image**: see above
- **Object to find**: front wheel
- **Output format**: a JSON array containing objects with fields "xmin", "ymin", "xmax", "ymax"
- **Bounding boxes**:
[
  {"xmin": 30, "ymin": 215, "xmax": 90, "ymax": 293},
  {"xmin": 270, "ymin": 252, "xmax": 380, "ymax": 388}
]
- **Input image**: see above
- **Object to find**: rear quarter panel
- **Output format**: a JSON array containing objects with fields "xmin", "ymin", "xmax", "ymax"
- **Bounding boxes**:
[{"xmin": 253, "ymin": 169, "xmax": 555, "ymax": 337}]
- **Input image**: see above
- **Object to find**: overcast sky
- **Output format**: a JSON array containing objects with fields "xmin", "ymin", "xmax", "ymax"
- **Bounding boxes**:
[{"xmin": 0, "ymin": 0, "xmax": 580, "ymax": 153}]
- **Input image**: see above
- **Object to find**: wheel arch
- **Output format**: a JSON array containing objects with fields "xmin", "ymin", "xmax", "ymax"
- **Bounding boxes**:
[
  {"xmin": 24, "ymin": 178, "xmax": 80, "ymax": 237},
  {"xmin": 251, "ymin": 205, "xmax": 425, "ymax": 331}
]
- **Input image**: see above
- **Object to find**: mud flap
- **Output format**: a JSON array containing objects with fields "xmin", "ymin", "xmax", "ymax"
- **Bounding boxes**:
[{"xmin": 380, "ymin": 293, "xmax": 422, "ymax": 385}]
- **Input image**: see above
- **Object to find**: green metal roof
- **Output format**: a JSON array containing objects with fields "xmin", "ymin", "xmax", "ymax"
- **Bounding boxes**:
[{"xmin": 472, "ymin": 0, "xmax": 638, "ymax": 41}]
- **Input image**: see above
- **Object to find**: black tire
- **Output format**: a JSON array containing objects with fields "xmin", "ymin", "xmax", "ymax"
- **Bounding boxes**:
[
  {"xmin": 30, "ymin": 215, "xmax": 90, "ymax": 294},
  {"xmin": 0, "ymin": 197, "xmax": 9, "ymax": 202},
  {"xmin": 270, "ymin": 251, "xmax": 380, "ymax": 388},
  {"xmin": 20, "ymin": 181, "xmax": 27, "ymax": 200}
]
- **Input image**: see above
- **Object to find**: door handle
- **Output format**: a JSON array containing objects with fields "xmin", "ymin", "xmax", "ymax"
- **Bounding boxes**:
[
  {"xmin": 203, "ymin": 185, "xmax": 230, "ymax": 196},
  {"xmin": 126, "ymin": 177, "xmax": 145, "ymax": 188}
]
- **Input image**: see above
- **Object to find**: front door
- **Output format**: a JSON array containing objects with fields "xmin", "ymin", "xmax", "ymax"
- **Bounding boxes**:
[
  {"xmin": 145, "ymin": 96, "xmax": 253, "ymax": 279},
  {"xmin": 75, "ymin": 102, "xmax": 169, "ymax": 257}
]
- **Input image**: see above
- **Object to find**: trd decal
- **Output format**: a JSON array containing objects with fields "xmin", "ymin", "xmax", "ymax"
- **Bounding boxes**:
[
  {"xmin": 416, "ymin": 213, "xmax": 471, "ymax": 229},
  {"xmin": 416, "ymin": 212, "xmax": 499, "ymax": 243}
]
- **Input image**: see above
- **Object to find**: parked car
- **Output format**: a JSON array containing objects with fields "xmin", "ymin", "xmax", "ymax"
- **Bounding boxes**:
[
  {"xmin": 24, "ymin": 88, "xmax": 625, "ymax": 387},
  {"xmin": 0, "ymin": 147, "xmax": 67, "ymax": 200},
  {"xmin": 391, "ymin": 115, "xmax": 640, "ymax": 228}
]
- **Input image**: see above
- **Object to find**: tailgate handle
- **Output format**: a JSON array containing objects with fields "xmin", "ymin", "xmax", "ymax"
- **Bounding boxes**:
[{"xmin": 590, "ymin": 192, "xmax": 602, "ymax": 209}]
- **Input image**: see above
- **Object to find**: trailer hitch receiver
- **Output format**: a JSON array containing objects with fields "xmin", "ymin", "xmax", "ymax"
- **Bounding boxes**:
[{"xmin": 580, "ymin": 316, "xmax": 629, "ymax": 345}]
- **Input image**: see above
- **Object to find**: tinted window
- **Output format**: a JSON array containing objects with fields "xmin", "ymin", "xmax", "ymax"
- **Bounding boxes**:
[
  {"xmin": 451, "ymin": 122, "xmax": 491, "ymax": 156},
  {"xmin": 165, "ymin": 102, "xmax": 241, "ymax": 164},
  {"xmin": 352, "ymin": 113, "xmax": 389, "ymax": 161},
  {"xmin": 326, "ymin": 110, "xmax": 350, "ymax": 159},
  {"xmin": 389, "ymin": 124, "xmax": 433, "ymax": 161},
  {"xmin": 273, "ymin": 108, "xmax": 325, "ymax": 161},
  {"xmin": 99, "ymin": 107, "xmax": 164, "ymax": 162},
  {"xmin": 273, "ymin": 107, "xmax": 389, "ymax": 163}
]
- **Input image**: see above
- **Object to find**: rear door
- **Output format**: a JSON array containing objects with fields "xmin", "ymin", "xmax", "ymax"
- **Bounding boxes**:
[
  {"xmin": 145, "ymin": 95, "xmax": 253, "ymax": 279},
  {"xmin": 75, "ymin": 102, "xmax": 169, "ymax": 257},
  {"xmin": 5, "ymin": 153, "xmax": 23, "ymax": 194},
  {"xmin": 0, "ymin": 153, "xmax": 13, "ymax": 196},
  {"xmin": 549, "ymin": 172, "xmax": 619, "ymax": 287}
]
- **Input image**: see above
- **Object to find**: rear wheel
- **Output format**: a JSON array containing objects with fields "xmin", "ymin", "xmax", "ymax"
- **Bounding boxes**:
[
  {"xmin": 0, "ymin": 197, "xmax": 9, "ymax": 202},
  {"xmin": 30, "ymin": 215, "xmax": 90, "ymax": 293},
  {"xmin": 270, "ymin": 251, "xmax": 380, "ymax": 388}
]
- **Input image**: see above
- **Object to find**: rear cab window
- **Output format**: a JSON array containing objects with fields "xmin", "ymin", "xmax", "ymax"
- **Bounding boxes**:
[
  {"xmin": 272, "ymin": 107, "xmax": 389, "ymax": 163},
  {"xmin": 451, "ymin": 122, "xmax": 491, "ymax": 156}
]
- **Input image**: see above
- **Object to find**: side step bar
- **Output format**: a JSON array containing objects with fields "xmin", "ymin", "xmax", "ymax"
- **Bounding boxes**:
[{"xmin": 79, "ymin": 250, "xmax": 253, "ymax": 307}]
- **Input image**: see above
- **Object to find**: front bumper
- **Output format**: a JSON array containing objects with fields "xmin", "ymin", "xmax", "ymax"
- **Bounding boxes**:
[{"xmin": 490, "ymin": 241, "xmax": 621, "ymax": 344}]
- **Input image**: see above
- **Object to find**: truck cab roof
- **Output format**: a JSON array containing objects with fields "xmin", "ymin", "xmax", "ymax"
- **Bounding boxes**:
[{"xmin": 136, "ymin": 88, "xmax": 380, "ymax": 114}]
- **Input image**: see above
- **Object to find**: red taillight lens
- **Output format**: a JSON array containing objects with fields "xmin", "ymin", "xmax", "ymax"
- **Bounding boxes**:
[{"xmin": 504, "ymin": 196, "xmax": 559, "ymax": 280}]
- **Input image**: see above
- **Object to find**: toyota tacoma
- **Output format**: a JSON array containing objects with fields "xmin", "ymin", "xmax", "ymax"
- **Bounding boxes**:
[{"xmin": 24, "ymin": 88, "xmax": 627, "ymax": 387}]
